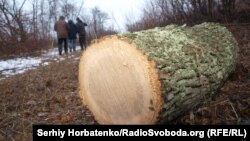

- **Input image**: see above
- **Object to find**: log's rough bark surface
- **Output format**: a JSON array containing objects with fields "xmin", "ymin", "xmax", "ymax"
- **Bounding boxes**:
[{"xmin": 79, "ymin": 23, "xmax": 238, "ymax": 124}]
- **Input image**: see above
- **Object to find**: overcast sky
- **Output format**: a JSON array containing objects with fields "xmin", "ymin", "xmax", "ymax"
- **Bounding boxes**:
[
  {"xmin": 21, "ymin": 0, "xmax": 147, "ymax": 32},
  {"xmin": 83, "ymin": 0, "xmax": 146, "ymax": 31}
]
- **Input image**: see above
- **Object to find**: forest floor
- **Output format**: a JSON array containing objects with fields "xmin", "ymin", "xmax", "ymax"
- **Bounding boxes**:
[{"xmin": 0, "ymin": 25, "xmax": 249, "ymax": 140}]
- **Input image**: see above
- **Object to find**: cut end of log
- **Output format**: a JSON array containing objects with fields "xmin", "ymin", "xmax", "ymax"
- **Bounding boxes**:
[{"xmin": 79, "ymin": 36, "xmax": 162, "ymax": 124}]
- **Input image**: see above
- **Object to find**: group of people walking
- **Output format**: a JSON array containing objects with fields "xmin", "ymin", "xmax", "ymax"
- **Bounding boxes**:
[{"xmin": 54, "ymin": 16, "xmax": 87, "ymax": 55}]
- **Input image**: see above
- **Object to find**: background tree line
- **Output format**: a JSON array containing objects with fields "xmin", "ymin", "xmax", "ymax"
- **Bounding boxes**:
[
  {"xmin": 126, "ymin": 0, "xmax": 250, "ymax": 31},
  {"xmin": 1, "ymin": 0, "xmax": 249, "ymax": 58},
  {"xmin": 0, "ymin": 0, "xmax": 116, "ymax": 58}
]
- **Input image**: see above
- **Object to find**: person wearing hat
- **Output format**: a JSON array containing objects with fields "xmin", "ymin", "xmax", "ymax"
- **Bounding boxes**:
[{"xmin": 76, "ymin": 17, "xmax": 88, "ymax": 50}]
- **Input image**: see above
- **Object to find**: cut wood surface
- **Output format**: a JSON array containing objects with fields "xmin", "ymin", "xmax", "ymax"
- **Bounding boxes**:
[{"xmin": 79, "ymin": 23, "xmax": 238, "ymax": 124}]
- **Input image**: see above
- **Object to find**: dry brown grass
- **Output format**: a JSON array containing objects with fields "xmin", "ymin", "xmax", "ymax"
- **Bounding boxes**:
[
  {"xmin": 0, "ymin": 25, "xmax": 249, "ymax": 140},
  {"xmin": 0, "ymin": 52, "xmax": 96, "ymax": 141},
  {"xmin": 0, "ymin": 39, "xmax": 52, "ymax": 60}
]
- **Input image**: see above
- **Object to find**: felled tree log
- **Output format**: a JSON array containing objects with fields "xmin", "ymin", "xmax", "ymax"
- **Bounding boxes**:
[{"xmin": 79, "ymin": 23, "xmax": 238, "ymax": 124}]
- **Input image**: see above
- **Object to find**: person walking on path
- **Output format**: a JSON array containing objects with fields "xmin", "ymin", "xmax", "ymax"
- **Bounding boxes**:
[
  {"xmin": 54, "ymin": 16, "xmax": 69, "ymax": 55},
  {"xmin": 68, "ymin": 20, "xmax": 77, "ymax": 52},
  {"xmin": 76, "ymin": 17, "xmax": 88, "ymax": 50}
]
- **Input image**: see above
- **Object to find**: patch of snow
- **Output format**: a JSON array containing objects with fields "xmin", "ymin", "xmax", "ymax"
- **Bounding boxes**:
[
  {"xmin": 42, "ymin": 48, "xmax": 59, "ymax": 57},
  {"xmin": 0, "ymin": 57, "xmax": 42, "ymax": 77},
  {"xmin": 0, "ymin": 46, "xmax": 83, "ymax": 80},
  {"xmin": 42, "ymin": 62, "xmax": 49, "ymax": 66}
]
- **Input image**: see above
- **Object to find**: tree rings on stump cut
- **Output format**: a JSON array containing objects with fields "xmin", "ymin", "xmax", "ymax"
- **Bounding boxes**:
[{"xmin": 79, "ymin": 36, "xmax": 162, "ymax": 124}]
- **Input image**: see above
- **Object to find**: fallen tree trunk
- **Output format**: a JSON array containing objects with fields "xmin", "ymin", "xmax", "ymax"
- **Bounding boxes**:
[{"xmin": 79, "ymin": 23, "xmax": 238, "ymax": 124}]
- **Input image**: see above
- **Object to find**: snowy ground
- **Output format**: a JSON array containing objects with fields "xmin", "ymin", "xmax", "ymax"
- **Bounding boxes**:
[{"xmin": 0, "ymin": 47, "xmax": 81, "ymax": 80}]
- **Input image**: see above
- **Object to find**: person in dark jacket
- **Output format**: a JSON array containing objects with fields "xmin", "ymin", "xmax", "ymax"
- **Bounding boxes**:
[
  {"xmin": 76, "ymin": 17, "xmax": 87, "ymax": 50},
  {"xmin": 54, "ymin": 16, "xmax": 69, "ymax": 55},
  {"xmin": 68, "ymin": 20, "xmax": 77, "ymax": 52}
]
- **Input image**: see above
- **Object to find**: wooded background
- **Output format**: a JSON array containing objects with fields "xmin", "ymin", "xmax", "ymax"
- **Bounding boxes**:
[
  {"xmin": 0, "ymin": 0, "xmax": 116, "ymax": 58},
  {"xmin": 126, "ymin": 0, "xmax": 250, "ymax": 31},
  {"xmin": 0, "ymin": 0, "xmax": 249, "ymax": 57}
]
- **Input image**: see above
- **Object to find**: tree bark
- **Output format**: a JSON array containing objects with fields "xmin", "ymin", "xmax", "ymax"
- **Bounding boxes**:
[{"xmin": 79, "ymin": 23, "xmax": 238, "ymax": 124}]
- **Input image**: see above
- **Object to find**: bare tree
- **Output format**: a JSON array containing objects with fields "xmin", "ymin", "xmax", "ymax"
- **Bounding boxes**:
[
  {"xmin": 126, "ymin": 0, "xmax": 250, "ymax": 32},
  {"xmin": 39, "ymin": 0, "xmax": 47, "ymax": 39},
  {"xmin": 48, "ymin": 0, "xmax": 58, "ymax": 27},
  {"xmin": 91, "ymin": 7, "xmax": 109, "ymax": 38},
  {"xmin": 0, "ymin": 0, "xmax": 28, "ymax": 42},
  {"xmin": 31, "ymin": 0, "xmax": 38, "ymax": 39},
  {"xmin": 61, "ymin": 0, "xmax": 77, "ymax": 20}
]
